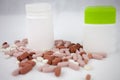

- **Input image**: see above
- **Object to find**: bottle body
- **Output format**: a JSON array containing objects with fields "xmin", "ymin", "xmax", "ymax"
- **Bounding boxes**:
[
  {"xmin": 83, "ymin": 24, "xmax": 117, "ymax": 54},
  {"xmin": 26, "ymin": 3, "xmax": 54, "ymax": 51}
]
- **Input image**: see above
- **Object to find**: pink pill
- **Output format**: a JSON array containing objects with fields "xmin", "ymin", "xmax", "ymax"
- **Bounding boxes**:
[
  {"xmin": 22, "ymin": 38, "xmax": 28, "ymax": 45},
  {"xmin": 64, "ymin": 49, "xmax": 70, "ymax": 56},
  {"xmin": 42, "ymin": 66, "xmax": 56, "ymax": 73},
  {"xmin": 95, "ymin": 53, "xmax": 107, "ymax": 58},
  {"xmin": 12, "ymin": 68, "xmax": 22, "ymax": 76},
  {"xmin": 69, "ymin": 62, "xmax": 80, "ymax": 70},
  {"xmin": 65, "ymin": 55, "xmax": 72, "ymax": 59},
  {"xmin": 53, "ymin": 53, "xmax": 66, "ymax": 58},
  {"xmin": 64, "ymin": 41, "xmax": 71, "ymax": 47},
  {"xmin": 38, "ymin": 64, "xmax": 49, "ymax": 72},
  {"xmin": 77, "ymin": 53, "xmax": 82, "ymax": 60},
  {"xmin": 2, "ymin": 42, "xmax": 9, "ymax": 49},
  {"xmin": 73, "ymin": 54, "xmax": 78, "ymax": 61},
  {"xmin": 4, "ymin": 51, "xmax": 13, "ymax": 56},
  {"xmin": 92, "ymin": 54, "xmax": 103, "ymax": 60},
  {"xmin": 59, "ymin": 49, "xmax": 66, "ymax": 53},
  {"xmin": 57, "ymin": 62, "xmax": 69, "ymax": 67},
  {"xmin": 77, "ymin": 59, "xmax": 85, "ymax": 67},
  {"xmin": 82, "ymin": 54, "xmax": 89, "ymax": 61}
]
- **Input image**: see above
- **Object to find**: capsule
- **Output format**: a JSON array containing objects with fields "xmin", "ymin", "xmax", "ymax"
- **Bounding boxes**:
[{"xmin": 68, "ymin": 62, "xmax": 80, "ymax": 70}]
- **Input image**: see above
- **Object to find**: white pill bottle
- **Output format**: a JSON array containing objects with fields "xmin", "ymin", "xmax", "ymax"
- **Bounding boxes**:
[
  {"xmin": 83, "ymin": 6, "xmax": 117, "ymax": 54},
  {"xmin": 26, "ymin": 3, "xmax": 54, "ymax": 51}
]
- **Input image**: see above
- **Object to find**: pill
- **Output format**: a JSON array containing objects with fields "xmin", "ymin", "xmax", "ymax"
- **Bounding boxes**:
[
  {"xmin": 19, "ymin": 64, "xmax": 33, "ymax": 74},
  {"xmin": 12, "ymin": 68, "xmax": 21, "ymax": 76},
  {"xmin": 42, "ymin": 66, "xmax": 56, "ymax": 73},
  {"xmin": 72, "ymin": 53, "xmax": 78, "ymax": 61},
  {"xmin": 68, "ymin": 62, "xmax": 80, "ymax": 70},
  {"xmin": 36, "ymin": 57, "xmax": 43, "ymax": 62},
  {"xmin": 95, "ymin": 53, "xmax": 107, "ymax": 58},
  {"xmin": 53, "ymin": 53, "xmax": 66, "ymax": 58},
  {"xmin": 88, "ymin": 53, "xmax": 93, "ymax": 59},
  {"xmin": 43, "ymin": 55, "xmax": 55, "ymax": 60},
  {"xmin": 42, "ymin": 59, "xmax": 48, "ymax": 64},
  {"xmin": 38, "ymin": 64, "xmax": 49, "ymax": 72},
  {"xmin": 17, "ymin": 52, "xmax": 29, "ymax": 61},
  {"xmin": 2, "ymin": 42, "xmax": 10, "ymax": 49},
  {"xmin": 69, "ymin": 45, "xmax": 76, "ymax": 53},
  {"xmin": 82, "ymin": 54, "xmax": 89, "ymax": 61},
  {"xmin": 62, "ymin": 58, "xmax": 68, "ymax": 62},
  {"xmin": 84, "ymin": 65, "xmax": 93, "ymax": 71},
  {"xmin": 52, "ymin": 57, "xmax": 62, "ymax": 65},
  {"xmin": 85, "ymin": 74, "xmax": 91, "ymax": 80},
  {"xmin": 57, "ymin": 62, "xmax": 69, "ymax": 67},
  {"xmin": 76, "ymin": 53, "xmax": 82, "ymax": 60},
  {"xmin": 64, "ymin": 41, "xmax": 71, "ymax": 48},
  {"xmin": 22, "ymin": 38, "xmax": 28, "ymax": 45},
  {"xmin": 54, "ymin": 66, "xmax": 61, "ymax": 77},
  {"xmin": 92, "ymin": 54, "xmax": 103, "ymax": 60},
  {"xmin": 56, "ymin": 46, "xmax": 66, "ymax": 49},
  {"xmin": 43, "ymin": 51, "xmax": 54, "ymax": 55},
  {"xmin": 77, "ymin": 59, "xmax": 85, "ymax": 67}
]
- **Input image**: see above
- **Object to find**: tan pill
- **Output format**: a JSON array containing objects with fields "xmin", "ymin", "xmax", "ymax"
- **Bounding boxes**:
[
  {"xmin": 69, "ymin": 62, "xmax": 80, "ymax": 70},
  {"xmin": 54, "ymin": 66, "xmax": 61, "ymax": 77},
  {"xmin": 57, "ymin": 62, "xmax": 69, "ymax": 67},
  {"xmin": 42, "ymin": 66, "xmax": 56, "ymax": 73}
]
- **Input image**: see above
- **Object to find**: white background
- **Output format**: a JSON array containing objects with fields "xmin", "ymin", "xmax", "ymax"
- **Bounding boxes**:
[{"xmin": 0, "ymin": 0, "xmax": 120, "ymax": 80}]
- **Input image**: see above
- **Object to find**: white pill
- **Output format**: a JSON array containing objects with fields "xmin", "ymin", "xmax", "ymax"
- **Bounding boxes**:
[
  {"xmin": 37, "ymin": 57, "xmax": 44, "ymax": 62},
  {"xmin": 42, "ymin": 59, "xmax": 48, "ymax": 64},
  {"xmin": 69, "ymin": 62, "xmax": 80, "ymax": 70},
  {"xmin": 84, "ymin": 65, "xmax": 93, "ymax": 71}
]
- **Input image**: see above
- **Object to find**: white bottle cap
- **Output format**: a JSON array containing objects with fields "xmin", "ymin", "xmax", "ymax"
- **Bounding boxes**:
[{"xmin": 26, "ymin": 3, "xmax": 52, "ymax": 17}]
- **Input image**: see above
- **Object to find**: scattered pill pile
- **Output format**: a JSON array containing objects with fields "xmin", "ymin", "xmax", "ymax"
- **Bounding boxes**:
[{"xmin": 0, "ymin": 39, "xmax": 107, "ymax": 79}]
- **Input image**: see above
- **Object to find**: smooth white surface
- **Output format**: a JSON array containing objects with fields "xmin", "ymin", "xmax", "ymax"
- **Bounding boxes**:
[{"xmin": 0, "ymin": 52, "xmax": 120, "ymax": 80}]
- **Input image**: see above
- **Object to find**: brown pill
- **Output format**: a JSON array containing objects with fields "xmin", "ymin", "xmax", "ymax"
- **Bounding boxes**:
[
  {"xmin": 52, "ymin": 58, "xmax": 62, "ymax": 65},
  {"xmin": 62, "ymin": 58, "xmax": 68, "ymax": 62},
  {"xmin": 85, "ymin": 74, "xmax": 91, "ymax": 80},
  {"xmin": 44, "ymin": 51, "xmax": 54, "ymax": 55},
  {"xmin": 54, "ymin": 66, "xmax": 61, "ymax": 77},
  {"xmin": 17, "ymin": 52, "xmax": 29, "ymax": 61},
  {"xmin": 47, "ymin": 59, "xmax": 52, "ymax": 65},
  {"xmin": 69, "ymin": 45, "xmax": 76, "ymax": 53},
  {"xmin": 75, "ymin": 43, "xmax": 81, "ymax": 50},
  {"xmin": 43, "ymin": 55, "xmax": 55, "ymax": 60},
  {"xmin": 19, "ymin": 60, "xmax": 36, "ymax": 67},
  {"xmin": 26, "ymin": 60, "xmax": 36, "ymax": 67},
  {"xmin": 19, "ymin": 64, "xmax": 33, "ymax": 74}
]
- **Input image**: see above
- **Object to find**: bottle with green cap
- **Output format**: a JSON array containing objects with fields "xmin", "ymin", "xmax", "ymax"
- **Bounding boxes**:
[{"xmin": 83, "ymin": 6, "xmax": 117, "ymax": 54}]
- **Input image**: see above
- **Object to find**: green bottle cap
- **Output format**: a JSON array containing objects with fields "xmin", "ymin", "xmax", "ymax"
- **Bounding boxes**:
[{"xmin": 85, "ymin": 6, "xmax": 116, "ymax": 24}]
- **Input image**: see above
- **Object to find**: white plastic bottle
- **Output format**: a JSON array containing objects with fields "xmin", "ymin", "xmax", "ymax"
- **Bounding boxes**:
[
  {"xmin": 83, "ymin": 6, "xmax": 116, "ymax": 54},
  {"xmin": 26, "ymin": 3, "xmax": 54, "ymax": 51}
]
